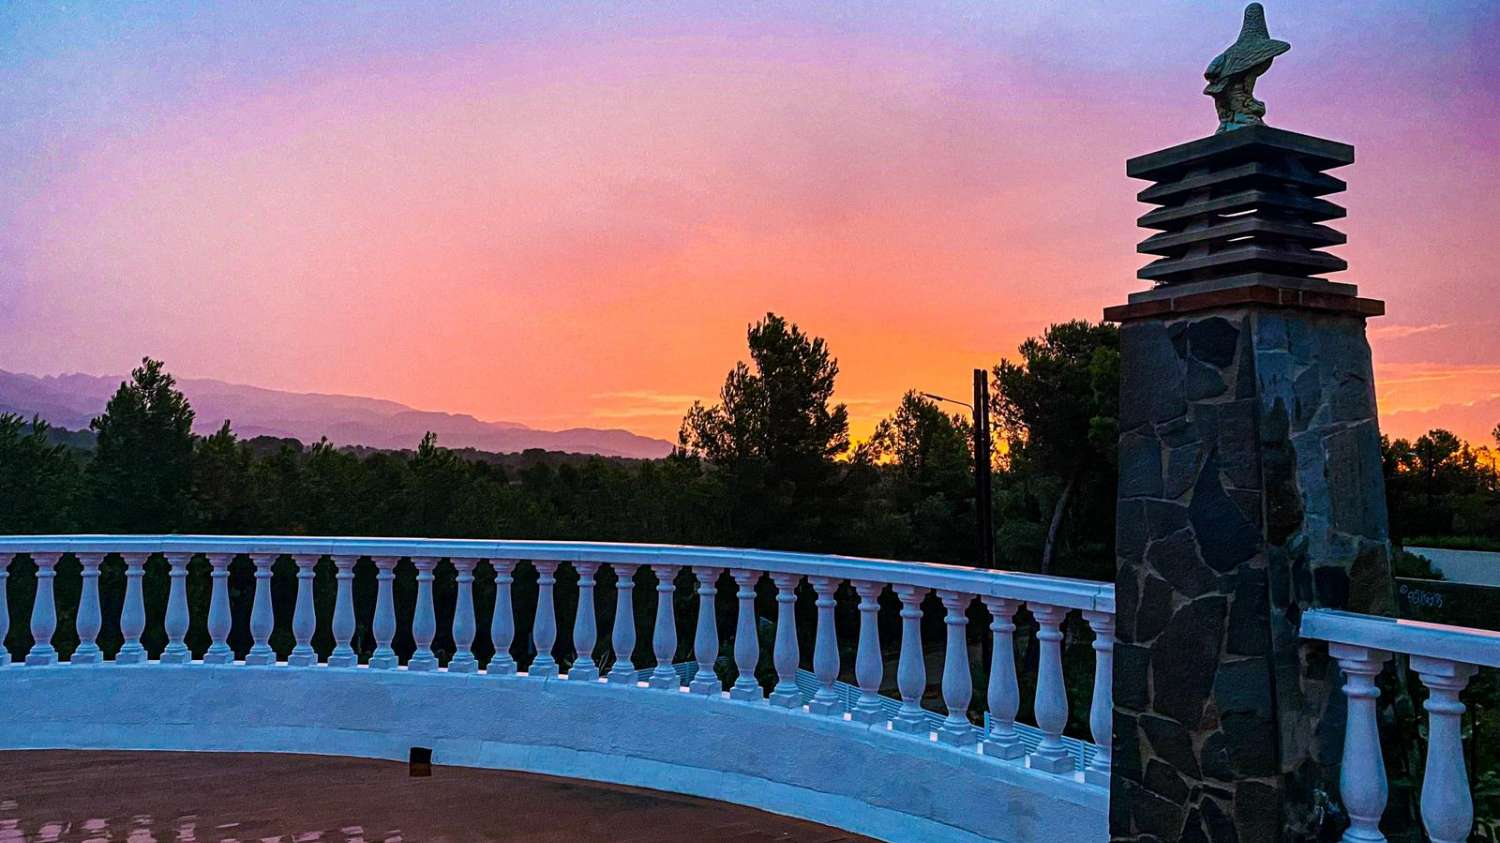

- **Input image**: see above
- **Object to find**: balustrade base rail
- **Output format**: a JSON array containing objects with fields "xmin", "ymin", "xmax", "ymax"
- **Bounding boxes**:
[{"xmin": 0, "ymin": 661, "xmax": 1105, "ymax": 843}]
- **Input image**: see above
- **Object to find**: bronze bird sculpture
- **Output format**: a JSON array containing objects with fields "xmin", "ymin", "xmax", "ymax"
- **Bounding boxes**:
[{"xmin": 1204, "ymin": 3, "xmax": 1290, "ymax": 133}]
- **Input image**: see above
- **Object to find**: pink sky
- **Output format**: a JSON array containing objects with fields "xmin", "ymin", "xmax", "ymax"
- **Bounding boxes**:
[{"xmin": 3, "ymin": 3, "xmax": 1498, "ymax": 445}]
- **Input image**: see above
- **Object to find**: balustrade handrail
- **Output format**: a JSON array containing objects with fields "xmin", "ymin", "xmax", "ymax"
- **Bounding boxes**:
[
  {"xmin": 1301, "ymin": 608, "xmax": 1500, "ymax": 668},
  {"xmin": 0, "ymin": 534, "xmax": 1114, "ymax": 612}
]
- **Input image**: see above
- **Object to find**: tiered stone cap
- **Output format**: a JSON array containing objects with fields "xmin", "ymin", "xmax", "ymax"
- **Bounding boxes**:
[
  {"xmin": 1106, "ymin": 125, "xmax": 1383, "ymax": 321},
  {"xmin": 1130, "ymin": 124, "xmax": 1351, "ymax": 287}
]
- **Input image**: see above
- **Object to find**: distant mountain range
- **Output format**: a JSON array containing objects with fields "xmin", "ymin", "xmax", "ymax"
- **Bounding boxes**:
[{"xmin": 0, "ymin": 369, "xmax": 674, "ymax": 459}]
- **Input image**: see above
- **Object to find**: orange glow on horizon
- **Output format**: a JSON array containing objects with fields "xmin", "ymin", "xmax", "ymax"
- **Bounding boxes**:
[{"xmin": 4, "ymin": 4, "xmax": 1497, "ymax": 447}]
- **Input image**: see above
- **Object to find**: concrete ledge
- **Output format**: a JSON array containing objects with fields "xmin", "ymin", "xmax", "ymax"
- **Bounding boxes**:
[
  {"xmin": 1105, "ymin": 283, "xmax": 1384, "ymax": 322},
  {"xmin": 0, "ymin": 664, "xmax": 1106, "ymax": 843}
]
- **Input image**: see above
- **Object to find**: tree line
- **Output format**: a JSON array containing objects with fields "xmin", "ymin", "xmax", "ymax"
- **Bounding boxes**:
[
  {"xmin": 3, "ymin": 314, "xmax": 1498, "ymax": 571},
  {"xmin": 0, "ymin": 316, "xmax": 1126, "ymax": 583}
]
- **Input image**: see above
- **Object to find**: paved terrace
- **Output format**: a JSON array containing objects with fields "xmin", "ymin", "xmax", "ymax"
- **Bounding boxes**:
[{"xmin": 0, "ymin": 750, "xmax": 865, "ymax": 842}]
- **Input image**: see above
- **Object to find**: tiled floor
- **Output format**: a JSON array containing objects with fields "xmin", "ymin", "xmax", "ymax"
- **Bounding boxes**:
[{"xmin": 0, "ymin": 751, "xmax": 870, "ymax": 842}]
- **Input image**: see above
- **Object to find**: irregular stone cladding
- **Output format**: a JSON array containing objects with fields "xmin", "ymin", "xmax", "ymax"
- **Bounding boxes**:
[{"xmin": 1109, "ymin": 306, "xmax": 1393, "ymax": 842}]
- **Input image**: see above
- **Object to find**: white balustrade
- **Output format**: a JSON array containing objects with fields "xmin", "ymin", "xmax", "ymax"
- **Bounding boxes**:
[
  {"xmin": 1329, "ymin": 642, "xmax": 1389, "ymax": 843},
  {"xmin": 729, "ymin": 568, "xmax": 762, "ymax": 701},
  {"xmin": 448, "ymin": 557, "xmax": 479, "ymax": 674},
  {"xmin": 25, "ymin": 552, "xmax": 60, "ymax": 666},
  {"xmin": 1028, "ymin": 603, "xmax": 1072, "ymax": 773},
  {"xmin": 408, "ymin": 556, "xmax": 439, "ymax": 672},
  {"xmin": 203, "ymin": 553, "xmax": 235, "ymax": 665},
  {"xmin": 649, "ymin": 564, "xmax": 680, "ymax": 690},
  {"xmin": 892, "ymin": 584, "xmax": 928, "ymax": 734},
  {"xmin": 808, "ymin": 577, "xmax": 842, "ymax": 715},
  {"xmin": 1026, "ymin": 600, "xmax": 1074, "ymax": 774},
  {"xmin": 287, "ymin": 554, "xmax": 319, "ymax": 667},
  {"xmin": 244, "ymin": 553, "xmax": 278, "ymax": 666},
  {"xmin": 160, "ymin": 552, "xmax": 193, "ymax": 664},
  {"xmin": 0, "ymin": 534, "xmax": 1123, "ymax": 823},
  {"xmin": 768, "ymin": 572, "xmax": 802, "ymax": 708},
  {"xmin": 850, "ymin": 580, "xmax": 885, "ymax": 724},
  {"xmin": 1413, "ymin": 656, "xmax": 1477, "ymax": 843},
  {"xmin": 981, "ymin": 597, "xmax": 1025, "ymax": 760},
  {"xmin": 570, "ymin": 562, "xmax": 601, "ymax": 682},
  {"xmin": 0, "ymin": 556, "xmax": 10, "ymax": 668},
  {"xmin": 1301, "ymin": 609, "xmax": 1500, "ymax": 843},
  {"xmin": 327, "ymin": 555, "xmax": 358, "ymax": 668},
  {"xmin": 489, "ymin": 559, "xmax": 517, "ymax": 675},
  {"xmin": 688, "ymin": 566, "xmax": 721, "ymax": 694},
  {"xmin": 72, "ymin": 553, "xmax": 104, "ymax": 664},
  {"xmin": 529, "ymin": 560, "xmax": 560, "ymax": 678},
  {"xmin": 369, "ymin": 556, "xmax": 399, "ymax": 670},
  {"xmin": 1084, "ymin": 609, "xmax": 1115, "ymax": 785},
  {"xmin": 937, "ymin": 590, "xmax": 974, "ymax": 746},
  {"xmin": 607, "ymin": 563, "xmax": 639, "ymax": 684},
  {"xmin": 116, "ymin": 553, "xmax": 148, "ymax": 665}
]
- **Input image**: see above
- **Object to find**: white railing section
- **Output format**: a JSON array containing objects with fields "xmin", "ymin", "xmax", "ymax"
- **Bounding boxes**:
[
  {"xmin": 1302, "ymin": 609, "xmax": 1500, "ymax": 843},
  {"xmin": 0, "ymin": 535, "xmax": 1114, "ymax": 785}
]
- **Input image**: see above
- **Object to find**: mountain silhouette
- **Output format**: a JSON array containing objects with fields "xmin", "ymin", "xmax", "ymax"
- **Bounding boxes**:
[{"xmin": 0, "ymin": 369, "xmax": 673, "ymax": 459}]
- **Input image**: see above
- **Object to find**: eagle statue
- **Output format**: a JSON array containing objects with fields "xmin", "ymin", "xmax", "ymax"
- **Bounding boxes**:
[{"xmin": 1204, "ymin": 3, "xmax": 1291, "ymax": 133}]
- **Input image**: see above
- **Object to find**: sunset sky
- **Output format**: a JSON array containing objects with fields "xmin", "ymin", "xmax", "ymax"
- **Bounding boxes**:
[{"xmin": 3, "ymin": 2, "xmax": 1498, "ymax": 446}]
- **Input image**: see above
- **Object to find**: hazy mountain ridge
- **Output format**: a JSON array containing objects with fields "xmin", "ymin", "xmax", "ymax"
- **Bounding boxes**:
[{"xmin": 0, "ymin": 370, "xmax": 673, "ymax": 458}]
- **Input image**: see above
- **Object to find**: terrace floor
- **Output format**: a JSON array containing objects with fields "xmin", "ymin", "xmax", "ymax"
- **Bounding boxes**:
[{"xmin": 0, "ymin": 750, "xmax": 869, "ymax": 842}]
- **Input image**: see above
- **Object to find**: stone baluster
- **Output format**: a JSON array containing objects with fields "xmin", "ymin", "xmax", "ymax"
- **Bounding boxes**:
[
  {"xmin": 116, "ymin": 553, "xmax": 149, "ymax": 665},
  {"xmin": 326, "ymin": 556, "xmax": 358, "ymax": 668},
  {"xmin": 71, "ymin": 553, "xmax": 105, "ymax": 664},
  {"xmin": 768, "ymin": 573, "xmax": 802, "ymax": 707},
  {"xmin": 1029, "ymin": 603, "xmax": 1073, "ymax": 773},
  {"xmin": 1330, "ymin": 643, "xmax": 1390, "ymax": 843},
  {"xmin": 1083, "ymin": 609, "xmax": 1116, "ymax": 785},
  {"xmin": 408, "ymin": 556, "xmax": 439, "ymax": 672},
  {"xmin": 808, "ymin": 577, "xmax": 842, "ymax": 715},
  {"xmin": 159, "ymin": 552, "xmax": 194, "ymax": 664},
  {"xmin": 244, "ymin": 554, "xmax": 279, "ymax": 665},
  {"xmin": 892, "ymin": 584, "xmax": 928, "ymax": 734},
  {"xmin": 286, "ymin": 554, "xmax": 319, "ymax": 667},
  {"xmin": 981, "ymin": 597, "xmax": 1025, "ymax": 759},
  {"xmin": 729, "ymin": 569, "xmax": 763, "ymax": 701},
  {"xmin": 569, "ymin": 562, "xmax": 601, "ymax": 682},
  {"xmin": 606, "ymin": 563, "xmax": 638, "ymax": 684},
  {"xmin": 0, "ymin": 555, "xmax": 10, "ymax": 667},
  {"xmin": 1413, "ymin": 655, "xmax": 1479, "ymax": 843},
  {"xmin": 203, "ymin": 554, "xmax": 235, "ymax": 665},
  {"xmin": 850, "ymin": 581, "xmax": 885, "ymax": 723},
  {"xmin": 488, "ymin": 559, "xmax": 517, "ymax": 675},
  {"xmin": 648, "ymin": 564, "xmax": 681, "ymax": 689},
  {"xmin": 368, "ymin": 556, "xmax": 399, "ymax": 670},
  {"xmin": 447, "ymin": 557, "xmax": 479, "ymax": 673},
  {"xmin": 25, "ymin": 552, "xmax": 61, "ymax": 665},
  {"xmin": 688, "ymin": 567, "xmax": 722, "ymax": 694},
  {"xmin": 529, "ymin": 560, "xmax": 560, "ymax": 678},
  {"xmin": 937, "ymin": 591, "xmax": 975, "ymax": 745}
]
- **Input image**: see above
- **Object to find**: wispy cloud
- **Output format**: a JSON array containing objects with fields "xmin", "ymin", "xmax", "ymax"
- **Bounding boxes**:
[
  {"xmin": 1368, "ymin": 323, "xmax": 1452, "ymax": 340},
  {"xmin": 592, "ymin": 390, "xmax": 704, "ymax": 405},
  {"xmin": 1376, "ymin": 362, "xmax": 1500, "ymax": 387}
]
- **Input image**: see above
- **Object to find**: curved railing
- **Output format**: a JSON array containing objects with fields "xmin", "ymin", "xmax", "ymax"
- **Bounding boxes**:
[{"xmin": 0, "ymin": 535, "xmax": 1115, "ymax": 842}]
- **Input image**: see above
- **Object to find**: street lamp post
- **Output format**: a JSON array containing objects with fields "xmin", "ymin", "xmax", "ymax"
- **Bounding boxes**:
[{"xmin": 920, "ymin": 368, "xmax": 994, "ymax": 569}]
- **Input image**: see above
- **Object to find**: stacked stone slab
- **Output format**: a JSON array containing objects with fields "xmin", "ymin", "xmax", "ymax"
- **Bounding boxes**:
[
  {"xmin": 1105, "ymin": 126, "xmax": 1395, "ymax": 842},
  {"xmin": 1131, "ymin": 126, "xmax": 1352, "ymax": 291}
]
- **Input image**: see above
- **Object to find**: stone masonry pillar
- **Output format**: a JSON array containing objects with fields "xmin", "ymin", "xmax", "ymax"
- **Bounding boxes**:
[{"xmin": 1105, "ymin": 126, "xmax": 1395, "ymax": 841}]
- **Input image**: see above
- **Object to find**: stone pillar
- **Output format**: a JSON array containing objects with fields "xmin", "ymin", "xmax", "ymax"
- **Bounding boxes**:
[{"xmin": 1107, "ymin": 127, "xmax": 1395, "ymax": 841}]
